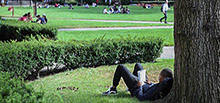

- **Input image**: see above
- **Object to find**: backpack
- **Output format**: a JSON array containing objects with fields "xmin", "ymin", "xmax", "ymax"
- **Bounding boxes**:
[{"xmin": 160, "ymin": 4, "xmax": 164, "ymax": 12}]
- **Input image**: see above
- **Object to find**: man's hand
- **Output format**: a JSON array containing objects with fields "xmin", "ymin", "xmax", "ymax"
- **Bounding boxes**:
[
  {"xmin": 145, "ymin": 80, "xmax": 151, "ymax": 84},
  {"xmin": 163, "ymin": 12, "xmax": 165, "ymax": 14},
  {"xmin": 137, "ymin": 81, "xmax": 143, "ymax": 87}
]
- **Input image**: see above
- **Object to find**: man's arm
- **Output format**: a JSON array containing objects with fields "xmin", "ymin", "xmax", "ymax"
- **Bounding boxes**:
[
  {"xmin": 136, "ymin": 78, "xmax": 173, "ymax": 101},
  {"xmin": 136, "ymin": 81, "xmax": 164, "ymax": 101}
]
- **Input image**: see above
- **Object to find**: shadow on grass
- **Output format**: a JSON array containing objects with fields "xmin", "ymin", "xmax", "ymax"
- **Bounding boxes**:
[{"xmin": 97, "ymin": 91, "xmax": 133, "ymax": 98}]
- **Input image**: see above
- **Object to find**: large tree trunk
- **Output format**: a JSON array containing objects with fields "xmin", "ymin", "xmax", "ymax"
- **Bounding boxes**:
[
  {"xmin": 173, "ymin": 0, "xmax": 220, "ymax": 102},
  {"xmin": 155, "ymin": 0, "xmax": 220, "ymax": 103}
]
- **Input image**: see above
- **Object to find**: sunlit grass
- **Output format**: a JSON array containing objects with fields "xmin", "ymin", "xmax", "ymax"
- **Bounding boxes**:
[
  {"xmin": 47, "ymin": 19, "xmax": 173, "ymax": 28},
  {"xmin": 58, "ymin": 28, "xmax": 174, "ymax": 46}
]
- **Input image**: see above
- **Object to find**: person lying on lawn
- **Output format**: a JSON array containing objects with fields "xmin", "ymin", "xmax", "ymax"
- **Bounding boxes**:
[{"xmin": 102, "ymin": 63, "xmax": 173, "ymax": 101}]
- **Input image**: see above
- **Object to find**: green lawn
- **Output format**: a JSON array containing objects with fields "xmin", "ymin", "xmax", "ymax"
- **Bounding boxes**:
[
  {"xmin": 28, "ymin": 59, "xmax": 174, "ymax": 103},
  {"xmin": 47, "ymin": 19, "xmax": 173, "ymax": 28},
  {"xmin": 58, "ymin": 28, "xmax": 174, "ymax": 46},
  {"xmin": 0, "ymin": 6, "xmax": 174, "ymax": 21}
]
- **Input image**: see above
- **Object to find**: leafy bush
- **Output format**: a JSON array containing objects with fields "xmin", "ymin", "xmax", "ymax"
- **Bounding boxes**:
[
  {"xmin": 0, "ymin": 72, "xmax": 44, "ymax": 103},
  {"xmin": 0, "ymin": 20, "xmax": 58, "ymax": 42},
  {"xmin": 0, "ymin": 37, "xmax": 163, "ymax": 78}
]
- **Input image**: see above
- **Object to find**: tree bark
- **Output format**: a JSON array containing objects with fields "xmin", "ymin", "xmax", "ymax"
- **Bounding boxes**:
[{"xmin": 154, "ymin": 0, "xmax": 220, "ymax": 103}]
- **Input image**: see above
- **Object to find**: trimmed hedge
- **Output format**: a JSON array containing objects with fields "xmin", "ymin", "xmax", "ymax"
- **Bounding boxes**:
[
  {"xmin": 0, "ymin": 20, "xmax": 58, "ymax": 42},
  {"xmin": 0, "ymin": 37, "xmax": 163, "ymax": 78},
  {"xmin": 0, "ymin": 72, "xmax": 44, "ymax": 103}
]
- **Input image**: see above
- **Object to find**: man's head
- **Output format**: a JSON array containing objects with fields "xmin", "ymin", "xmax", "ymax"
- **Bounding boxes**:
[
  {"xmin": 27, "ymin": 12, "xmax": 31, "ymax": 15},
  {"xmin": 23, "ymin": 14, "xmax": 28, "ymax": 17},
  {"xmin": 36, "ymin": 15, "xmax": 40, "ymax": 18},
  {"xmin": 159, "ymin": 68, "xmax": 173, "ymax": 82},
  {"xmin": 165, "ymin": 0, "xmax": 168, "ymax": 3},
  {"xmin": 42, "ymin": 14, "xmax": 46, "ymax": 17}
]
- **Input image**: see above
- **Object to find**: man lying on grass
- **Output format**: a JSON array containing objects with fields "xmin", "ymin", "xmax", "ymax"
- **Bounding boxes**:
[{"xmin": 102, "ymin": 63, "xmax": 173, "ymax": 101}]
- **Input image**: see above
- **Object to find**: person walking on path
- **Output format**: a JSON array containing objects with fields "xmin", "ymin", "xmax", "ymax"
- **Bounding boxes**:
[{"xmin": 160, "ymin": 0, "xmax": 169, "ymax": 24}]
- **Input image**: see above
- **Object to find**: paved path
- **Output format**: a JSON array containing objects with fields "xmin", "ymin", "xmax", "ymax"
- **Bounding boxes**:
[
  {"xmin": 4, "ymin": 16, "xmax": 174, "ymax": 24},
  {"xmin": 58, "ymin": 26, "xmax": 173, "ymax": 31},
  {"xmin": 159, "ymin": 46, "xmax": 174, "ymax": 59}
]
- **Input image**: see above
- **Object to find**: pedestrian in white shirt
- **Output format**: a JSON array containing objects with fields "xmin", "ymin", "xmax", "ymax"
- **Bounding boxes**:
[{"xmin": 160, "ymin": 0, "xmax": 169, "ymax": 24}]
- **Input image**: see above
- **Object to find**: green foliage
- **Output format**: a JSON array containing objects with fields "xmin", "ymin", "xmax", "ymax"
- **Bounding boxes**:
[
  {"xmin": 0, "ymin": 37, "xmax": 163, "ymax": 78},
  {"xmin": 83, "ymin": 0, "xmax": 97, "ymax": 4},
  {"xmin": 0, "ymin": 72, "xmax": 44, "ymax": 103},
  {"xmin": 121, "ymin": 0, "xmax": 130, "ymax": 5},
  {"xmin": 0, "ymin": 20, "xmax": 58, "ymax": 42}
]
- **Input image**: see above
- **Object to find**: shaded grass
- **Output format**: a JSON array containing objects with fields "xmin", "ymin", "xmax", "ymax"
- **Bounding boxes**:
[
  {"xmin": 58, "ymin": 28, "xmax": 174, "ymax": 46},
  {"xmin": 28, "ymin": 59, "xmax": 174, "ymax": 103},
  {"xmin": 0, "ymin": 6, "xmax": 174, "ymax": 21}
]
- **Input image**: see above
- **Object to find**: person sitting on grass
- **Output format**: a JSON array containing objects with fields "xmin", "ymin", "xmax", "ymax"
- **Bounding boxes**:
[
  {"xmin": 36, "ymin": 15, "xmax": 46, "ymax": 24},
  {"xmin": 18, "ymin": 14, "xmax": 28, "ymax": 22},
  {"xmin": 103, "ymin": 8, "xmax": 108, "ymax": 14},
  {"xmin": 27, "ymin": 12, "xmax": 33, "ymax": 22},
  {"xmin": 42, "ymin": 14, "xmax": 47, "ymax": 24},
  {"xmin": 108, "ymin": 7, "xmax": 114, "ymax": 14},
  {"xmin": 69, "ymin": 4, "xmax": 74, "ymax": 10},
  {"xmin": 120, "ymin": 6, "xmax": 125, "ymax": 13},
  {"xmin": 125, "ymin": 7, "xmax": 130, "ymax": 14},
  {"xmin": 8, "ymin": 6, "xmax": 13, "ymax": 11},
  {"xmin": 44, "ymin": 4, "xmax": 49, "ymax": 8},
  {"xmin": 102, "ymin": 63, "xmax": 173, "ymax": 101},
  {"xmin": 55, "ymin": 3, "xmax": 58, "ymax": 7},
  {"xmin": 85, "ymin": 3, "xmax": 89, "ymax": 9}
]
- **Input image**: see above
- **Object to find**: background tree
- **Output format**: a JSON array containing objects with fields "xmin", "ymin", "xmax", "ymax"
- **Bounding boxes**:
[{"xmin": 155, "ymin": 0, "xmax": 220, "ymax": 103}]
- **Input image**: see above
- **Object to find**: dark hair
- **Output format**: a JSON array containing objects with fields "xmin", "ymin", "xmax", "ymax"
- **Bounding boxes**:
[
  {"xmin": 36, "ymin": 15, "xmax": 40, "ymax": 17},
  {"xmin": 27, "ymin": 12, "xmax": 31, "ymax": 15},
  {"xmin": 24, "ymin": 14, "xmax": 28, "ymax": 17},
  {"xmin": 161, "ymin": 68, "xmax": 173, "ymax": 78}
]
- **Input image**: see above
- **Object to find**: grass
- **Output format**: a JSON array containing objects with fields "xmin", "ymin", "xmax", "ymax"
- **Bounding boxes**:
[
  {"xmin": 58, "ymin": 28, "xmax": 174, "ymax": 46},
  {"xmin": 47, "ymin": 19, "xmax": 173, "ymax": 28},
  {"xmin": 28, "ymin": 59, "xmax": 174, "ymax": 103},
  {"xmin": 0, "ymin": 6, "xmax": 174, "ymax": 21}
]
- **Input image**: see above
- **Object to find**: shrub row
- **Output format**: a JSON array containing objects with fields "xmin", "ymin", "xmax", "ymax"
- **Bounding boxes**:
[
  {"xmin": 0, "ymin": 37, "xmax": 163, "ymax": 78},
  {"xmin": 0, "ymin": 20, "xmax": 58, "ymax": 42},
  {"xmin": 0, "ymin": 72, "xmax": 44, "ymax": 103}
]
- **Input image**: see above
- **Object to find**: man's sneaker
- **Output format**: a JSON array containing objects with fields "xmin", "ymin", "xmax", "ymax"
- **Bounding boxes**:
[
  {"xmin": 102, "ymin": 87, "xmax": 117, "ymax": 95},
  {"xmin": 160, "ymin": 19, "xmax": 162, "ymax": 23}
]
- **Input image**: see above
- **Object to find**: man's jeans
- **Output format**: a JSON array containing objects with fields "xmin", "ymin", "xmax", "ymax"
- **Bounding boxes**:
[
  {"xmin": 113, "ymin": 63, "xmax": 148, "ymax": 95},
  {"xmin": 160, "ymin": 11, "xmax": 167, "ymax": 23}
]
